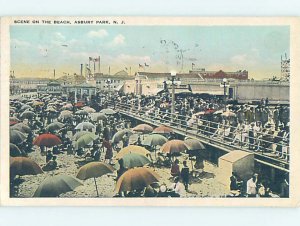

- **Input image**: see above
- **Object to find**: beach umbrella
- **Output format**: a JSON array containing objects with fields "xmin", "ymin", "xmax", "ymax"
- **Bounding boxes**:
[
  {"xmin": 61, "ymin": 103, "xmax": 73, "ymax": 110},
  {"xmin": 45, "ymin": 107, "xmax": 57, "ymax": 112},
  {"xmin": 72, "ymin": 131, "xmax": 90, "ymax": 141},
  {"xmin": 111, "ymin": 129, "xmax": 133, "ymax": 143},
  {"xmin": 32, "ymin": 101, "xmax": 44, "ymax": 106},
  {"xmin": 76, "ymin": 162, "xmax": 114, "ymax": 197},
  {"xmin": 75, "ymin": 110, "xmax": 88, "ymax": 116},
  {"xmin": 221, "ymin": 111, "xmax": 236, "ymax": 117},
  {"xmin": 33, "ymin": 175, "xmax": 83, "ymax": 197},
  {"xmin": 143, "ymin": 134, "xmax": 168, "ymax": 147},
  {"xmin": 121, "ymin": 153, "xmax": 151, "ymax": 169},
  {"xmin": 116, "ymin": 145, "xmax": 150, "ymax": 159},
  {"xmin": 11, "ymin": 123, "xmax": 31, "ymax": 134},
  {"xmin": 133, "ymin": 124, "xmax": 153, "ymax": 133},
  {"xmin": 204, "ymin": 109, "xmax": 215, "ymax": 115},
  {"xmin": 20, "ymin": 110, "xmax": 36, "ymax": 119},
  {"xmin": 74, "ymin": 133, "xmax": 98, "ymax": 150},
  {"xmin": 100, "ymin": 108, "xmax": 116, "ymax": 115},
  {"xmin": 75, "ymin": 102, "xmax": 85, "ymax": 108},
  {"xmin": 214, "ymin": 110, "xmax": 224, "ymax": 115},
  {"xmin": 10, "ymin": 130, "xmax": 26, "ymax": 144},
  {"xmin": 83, "ymin": 106, "xmax": 96, "ymax": 113},
  {"xmin": 193, "ymin": 111, "xmax": 206, "ymax": 117},
  {"xmin": 20, "ymin": 104, "xmax": 32, "ymax": 112},
  {"xmin": 160, "ymin": 139, "xmax": 189, "ymax": 154},
  {"xmin": 10, "ymin": 116, "xmax": 20, "ymax": 122},
  {"xmin": 10, "ymin": 143, "xmax": 22, "ymax": 157},
  {"xmin": 115, "ymin": 167, "xmax": 160, "ymax": 193},
  {"xmin": 10, "ymin": 120, "xmax": 20, "ymax": 126},
  {"xmin": 90, "ymin": 112, "xmax": 107, "ymax": 122},
  {"xmin": 10, "ymin": 157, "xmax": 43, "ymax": 177},
  {"xmin": 46, "ymin": 122, "xmax": 64, "ymax": 132},
  {"xmin": 184, "ymin": 138, "xmax": 205, "ymax": 151},
  {"xmin": 75, "ymin": 122, "xmax": 95, "ymax": 131},
  {"xmin": 152, "ymin": 125, "xmax": 173, "ymax": 135},
  {"xmin": 33, "ymin": 133, "xmax": 62, "ymax": 147},
  {"xmin": 59, "ymin": 110, "xmax": 73, "ymax": 119}
]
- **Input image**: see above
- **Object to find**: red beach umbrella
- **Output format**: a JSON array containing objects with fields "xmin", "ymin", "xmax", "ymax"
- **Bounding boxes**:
[{"xmin": 33, "ymin": 133, "xmax": 62, "ymax": 147}]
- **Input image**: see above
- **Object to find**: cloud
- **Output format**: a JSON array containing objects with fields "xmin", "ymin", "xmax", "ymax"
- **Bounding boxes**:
[
  {"xmin": 115, "ymin": 54, "xmax": 150, "ymax": 64},
  {"xmin": 54, "ymin": 32, "xmax": 66, "ymax": 41},
  {"xmin": 11, "ymin": 38, "xmax": 31, "ymax": 48},
  {"xmin": 111, "ymin": 34, "xmax": 125, "ymax": 46},
  {"xmin": 230, "ymin": 49, "xmax": 259, "ymax": 67},
  {"xmin": 87, "ymin": 29, "xmax": 108, "ymax": 38}
]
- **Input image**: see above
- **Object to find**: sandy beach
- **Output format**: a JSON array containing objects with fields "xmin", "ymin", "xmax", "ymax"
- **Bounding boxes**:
[{"xmin": 12, "ymin": 133, "xmax": 229, "ymax": 198}]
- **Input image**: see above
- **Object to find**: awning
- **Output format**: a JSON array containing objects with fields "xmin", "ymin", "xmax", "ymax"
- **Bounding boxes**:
[{"xmin": 190, "ymin": 84, "xmax": 223, "ymax": 95}]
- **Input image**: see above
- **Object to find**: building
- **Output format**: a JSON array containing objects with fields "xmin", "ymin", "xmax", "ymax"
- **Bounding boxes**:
[
  {"xmin": 94, "ymin": 70, "xmax": 134, "ymax": 92},
  {"xmin": 37, "ymin": 81, "xmax": 62, "ymax": 96},
  {"xmin": 189, "ymin": 68, "xmax": 249, "ymax": 80},
  {"xmin": 55, "ymin": 74, "xmax": 86, "ymax": 85},
  {"xmin": 63, "ymin": 82, "xmax": 97, "ymax": 102},
  {"xmin": 10, "ymin": 77, "xmax": 51, "ymax": 94}
]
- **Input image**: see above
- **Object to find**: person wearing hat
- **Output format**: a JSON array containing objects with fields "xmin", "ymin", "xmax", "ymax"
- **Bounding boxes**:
[
  {"xmin": 181, "ymin": 160, "xmax": 190, "ymax": 191},
  {"xmin": 171, "ymin": 159, "xmax": 180, "ymax": 177},
  {"xmin": 261, "ymin": 107, "xmax": 269, "ymax": 127},
  {"xmin": 248, "ymin": 122, "xmax": 255, "ymax": 150},
  {"xmin": 281, "ymin": 125, "xmax": 289, "ymax": 160},
  {"xmin": 275, "ymin": 123, "xmax": 285, "ymax": 157},
  {"xmin": 247, "ymin": 174, "xmax": 258, "ymax": 197},
  {"xmin": 273, "ymin": 106, "xmax": 280, "ymax": 131}
]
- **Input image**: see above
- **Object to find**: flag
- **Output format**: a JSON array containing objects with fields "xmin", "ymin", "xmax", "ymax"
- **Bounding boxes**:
[
  {"xmin": 125, "ymin": 67, "xmax": 128, "ymax": 71},
  {"xmin": 139, "ymin": 64, "xmax": 144, "ymax": 69},
  {"xmin": 89, "ymin": 57, "xmax": 93, "ymax": 61},
  {"xmin": 94, "ymin": 57, "xmax": 99, "ymax": 62},
  {"xmin": 144, "ymin": 63, "xmax": 149, "ymax": 67}
]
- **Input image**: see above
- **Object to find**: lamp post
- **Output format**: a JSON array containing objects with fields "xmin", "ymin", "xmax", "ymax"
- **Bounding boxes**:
[
  {"xmin": 106, "ymin": 79, "xmax": 112, "ymax": 99},
  {"xmin": 166, "ymin": 72, "xmax": 181, "ymax": 123},
  {"xmin": 220, "ymin": 78, "xmax": 229, "ymax": 110}
]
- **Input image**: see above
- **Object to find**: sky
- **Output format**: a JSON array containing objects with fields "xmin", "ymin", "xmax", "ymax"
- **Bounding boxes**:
[{"xmin": 10, "ymin": 25, "xmax": 290, "ymax": 79}]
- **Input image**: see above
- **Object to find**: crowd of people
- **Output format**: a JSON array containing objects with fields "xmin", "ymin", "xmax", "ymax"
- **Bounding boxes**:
[
  {"xmin": 9, "ymin": 90, "xmax": 290, "ymax": 198},
  {"xmin": 111, "ymin": 92, "xmax": 290, "ymax": 161}
]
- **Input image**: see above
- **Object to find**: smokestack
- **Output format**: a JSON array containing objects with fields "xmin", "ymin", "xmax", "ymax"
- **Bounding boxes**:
[
  {"xmin": 80, "ymin": 64, "xmax": 83, "ymax": 76},
  {"xmin": 54, "ymin": 69, "xmax": 56, "ymax": 79}
]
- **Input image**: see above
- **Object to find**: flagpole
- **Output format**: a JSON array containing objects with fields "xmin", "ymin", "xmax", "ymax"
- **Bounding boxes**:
[
  {"xmin": 130, "ymin": 67, "xmax": 131, "ymax": 76},
  {"xmin": 93, "ymin": 59, "xmax": 96, "ymax": 76},
  {"xmin": 98, "ymin": 56, "xmax": 101, "ymax": 73}
]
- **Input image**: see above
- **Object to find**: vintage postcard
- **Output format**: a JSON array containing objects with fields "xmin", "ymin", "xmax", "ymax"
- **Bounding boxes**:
[{"xmin": 1, "ymin": 16, "xmax": 299, "ymax": 206}]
